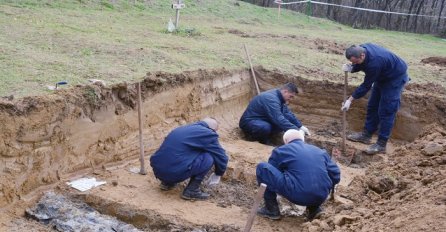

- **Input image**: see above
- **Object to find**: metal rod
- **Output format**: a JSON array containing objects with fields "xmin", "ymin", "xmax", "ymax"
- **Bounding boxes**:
[
  {"xmin": 243, "ymin": 183, "xmax": 267, "ymax": 232},
  {"xmin": 137, "ymin": 82, "xmax": 147, "ymax": 175},
  {"xmin": 342, "ymin": 71, "xmax": 348, "ymax": 155},
  {"xmin": 243, "ymin": 44, "xmax": 261, "ymax": 95}
]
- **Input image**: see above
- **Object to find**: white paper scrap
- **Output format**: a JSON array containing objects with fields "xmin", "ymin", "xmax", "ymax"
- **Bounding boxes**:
[{"xmin": 67, "ymin": 177, "xmax": 107, "ymax": 192}]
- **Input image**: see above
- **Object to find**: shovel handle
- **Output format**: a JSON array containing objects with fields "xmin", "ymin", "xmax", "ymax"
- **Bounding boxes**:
[
  {"xmin": 244, "ymin": 183, "xmax": 267, "ymax": 232},
  {"xmin": 342, "ymin": 71, "xmax": 348, "ymax": 154}
]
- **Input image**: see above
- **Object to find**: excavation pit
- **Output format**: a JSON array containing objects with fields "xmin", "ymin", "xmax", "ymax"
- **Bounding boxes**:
[{"xmin": 1, "ymin": 67, "xmax": 446, "ymax": 231}]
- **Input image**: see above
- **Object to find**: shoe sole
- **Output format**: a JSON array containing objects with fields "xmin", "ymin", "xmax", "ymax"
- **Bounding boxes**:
[
  {"xmin": 365, "ymin": 150, "xmax": 386, "ymax": 155},
  {"xmin": 160, "ymin": 185, "xmax": 176, "ymax": 191},
  {"xmin": 306, "ymin": 211, "xmax": 324, "ymax": 221},
  {"xmin": 347, "ymin": 137, "xmax": 371, "ymax": 144},
  {"xmin": 257, "ymin": 213, "xmax": 281, "ymax": 220},
  {"xmin": 181, "ymin": 195, "xmax": 209, "ymax": 201}
]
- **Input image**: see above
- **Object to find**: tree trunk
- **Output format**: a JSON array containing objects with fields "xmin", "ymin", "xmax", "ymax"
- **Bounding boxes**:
[{"xmin": 243, "ymin": 0, "xmax": 446, "ymax": 37}]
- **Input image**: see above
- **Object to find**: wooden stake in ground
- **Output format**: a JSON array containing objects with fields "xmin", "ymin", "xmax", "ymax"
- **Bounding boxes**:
[
  {"xmin": 244, "ymin": 183, "xmax": 267, "ymax": 232},
  {"xmin": 172, "ymin": 0, "xmax": 185, "ymax": 29},
  {"xmin": 243, "ymin": 44, "xmax": 261, "ymax": 95},
  {"xmin": 137, "ymin": 82, "xmax": 147, "ymax": 175}
]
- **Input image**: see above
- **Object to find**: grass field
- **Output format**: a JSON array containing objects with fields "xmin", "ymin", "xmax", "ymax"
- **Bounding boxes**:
[{"xmin": 0, "ymin": 0, "xmax": 445, "ymax": 97}]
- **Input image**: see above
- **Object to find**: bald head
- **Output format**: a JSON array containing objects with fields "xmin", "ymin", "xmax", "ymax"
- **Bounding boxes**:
[
  {"xmin": 202, "ymin": 117, "xmax": 219, "ymax": 131},
  {"xmin": 283, "ymin": 129, "xmax": 305, "ymax": 144}
]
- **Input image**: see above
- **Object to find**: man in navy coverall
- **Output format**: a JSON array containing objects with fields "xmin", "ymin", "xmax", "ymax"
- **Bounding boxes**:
[
  {"xmin": 150, "ymin": 117, "xmax": 228, "ymax": 201},
  {"xmin": 341, "ymin": 43, "xmax": 409, "ymax": 154},
  {"xmin": 256, "ymin": 129, "xmax": 340, "ymax": 221},
  {"xmin": 239, "ymin": 83, "xmax": 310, "ymax": 145}
]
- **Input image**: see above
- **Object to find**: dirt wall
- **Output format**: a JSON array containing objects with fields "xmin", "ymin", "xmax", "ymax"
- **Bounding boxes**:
[{"xmin": 0, "ymin": 67, "xmax": 444, "ymax": 208}]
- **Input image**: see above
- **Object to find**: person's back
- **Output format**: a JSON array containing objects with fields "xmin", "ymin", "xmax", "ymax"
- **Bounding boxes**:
[
  {"xmin": 239, "ymin": 89, "xmax": 280, "ymax": 128},
  {"xmin": 355, "ymin": 43, "xmax": 408, "ymax": 87},
  {"xmin": 256, "ymin": 129, "xmax": 340, "ymax": 221},
  {"xmin": 271, "ymin": 140, "xmax": 337, "ymax": 205},
  {"xmin": 150, "ymin": 119, "xmax": 228, "ymax": 200}
]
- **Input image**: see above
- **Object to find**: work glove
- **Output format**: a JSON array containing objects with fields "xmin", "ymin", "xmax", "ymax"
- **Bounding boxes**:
[
  {"xmin": 300, "ymin": 125, "xmax": 311, "ymax": 136},
  {"xmin": 206, "ymin": 173, "xmax": 221, "ymax": 187},
  {"xmin": 342, "ymin": 63, "xmax": 353, "ymax": 72},
  {"xmin": 341, "ymin": 98, "xmax": 352, "ymax": 111}
]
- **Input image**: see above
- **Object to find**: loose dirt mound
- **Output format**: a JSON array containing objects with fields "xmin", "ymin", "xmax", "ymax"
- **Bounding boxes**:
[
  {"xmin": 421, "ymin": 56, "xmax": 446, "ymax": 67},
  {"xmin": 330, "ymin": 124, "xmax": 446, "ymax": 231}
]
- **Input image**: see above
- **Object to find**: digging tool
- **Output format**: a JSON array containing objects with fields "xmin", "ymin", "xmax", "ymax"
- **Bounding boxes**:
[
  {"xmin": 47, "ymin": 81, "xmax": 68, "ymax": 90},
  {"xmin": 342, "ymin": 71, "xmax": 348, "ymax": 154},
  {"xmin": 137, "ymin": 82, "xmax": 147, "ymax": 175},
  {"xmin": 243, "ymin": 44, "xmax": 261, "ymax": 95},
  {"xmin": 244, "ymin": 183, "xmax": 267, "ymax": 232},
  {"xmin": 330, "ymin": 71, "xmax": 349, "ymax": 201}
]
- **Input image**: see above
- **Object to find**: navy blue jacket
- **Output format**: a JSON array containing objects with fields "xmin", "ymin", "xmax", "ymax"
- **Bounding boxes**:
[
  {"xmin": 351, "ymin": 43, "xmax": 409, "ymax": 99},
  {"xmin": 239, "ymin": 89, "xmax": 302, "ymax": 131},
  {"xmin": 150, "ymin": 121, "xmax": 228, "ymax": 183},
  {"xmin": 268, "ymin": 140, "xmax": 340, "ymax": 205}
]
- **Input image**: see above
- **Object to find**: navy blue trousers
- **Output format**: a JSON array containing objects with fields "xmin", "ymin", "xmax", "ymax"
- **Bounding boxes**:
[
  {"xmin": 364, "ymin": 82, "xmax": 406, "ymax": 141},
  {"xmin": 163, "ymin": 153, "xmax": 214, "ymax": 185},
  {"xmin": 241, "ymin": 120, "xmax": 280, "ymax": 144},
  {"xmin": 189, "ymin": 152, "xmax": 214, "ymax": 182},
  {"xmin": 256, "ymin": 162, "xmax": 324, "ymax": 207}
]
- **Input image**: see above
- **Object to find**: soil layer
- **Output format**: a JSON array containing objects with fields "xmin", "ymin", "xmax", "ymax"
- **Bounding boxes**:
[{"xmin": 1, "ymin": 67, "xmax": 445, "ymax": 231}]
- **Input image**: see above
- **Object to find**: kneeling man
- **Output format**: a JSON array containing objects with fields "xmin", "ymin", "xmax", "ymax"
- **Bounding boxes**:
[
  {"xmin": 256, "ymin": 129, "xmax": 340, "ymax": 220},
  {"xmin": 150, "ymin": 117, "xmax": 229, "ymax": 200}
]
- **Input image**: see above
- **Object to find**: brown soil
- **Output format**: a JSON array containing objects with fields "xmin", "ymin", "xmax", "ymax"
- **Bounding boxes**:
[
  {"xmin": 421, "ymin": 56, "xmax": 446, "ymax": 67},
  {"xmin": 225, "ymin": 28, "xmax": 347, "ymax": 55},
  {"xmin": 0, "ymin": 67, "xmax": 445, "ymax": 231}
]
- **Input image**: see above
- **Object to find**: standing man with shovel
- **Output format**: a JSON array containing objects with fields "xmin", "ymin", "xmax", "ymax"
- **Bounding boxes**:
[{"xmin": 341, "ymin": 43, "xmax": 409, "ymax": 155}]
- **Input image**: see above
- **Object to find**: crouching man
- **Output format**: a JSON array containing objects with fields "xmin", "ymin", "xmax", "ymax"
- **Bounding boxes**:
[
  {"xmin": 256, "ymin": 129, "xmax": 341, "ymax": 221},
  {"xmin": 150, "ymin": 117, "xmax": 229, "ymax": 201}
]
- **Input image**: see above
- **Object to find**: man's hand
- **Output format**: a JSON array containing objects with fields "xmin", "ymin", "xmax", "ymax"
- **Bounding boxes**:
[
  {"xmin": 300, "ymin": 125, "xmax": 311, "ymax": 136},
  {"xmin": 342, "ymin": 63, "xmax": 353, "ymax": 72},
  {"xmin": 206, "ymin": 173, "xmax": 221, "ymax": 187},
  {"xmin": 341, "ymin": 98, "xmax": 352, "ymax": 111}
]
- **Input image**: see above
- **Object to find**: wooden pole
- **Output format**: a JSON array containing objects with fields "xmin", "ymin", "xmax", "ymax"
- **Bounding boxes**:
[
  {"xmin": 175, "ymin": 0, "xmax": 181, "ymax": 28},
  {"xmin": 243, "ymin": 44, "xmax": 261, "ymax": 95},
  {"xmin": 244, "ymin": 183, "xmax": 267, "ymax": 232},
  {"xmin": 137, "ymin": 82, "xmax": 147, "ymax": 175},
  {"xmin": 278, "ymin": 1, "xmax": 281, "ymax": 19},
  {"xmin": 342, "ymin": 71, "xmax": 348, "ymax": 155}
]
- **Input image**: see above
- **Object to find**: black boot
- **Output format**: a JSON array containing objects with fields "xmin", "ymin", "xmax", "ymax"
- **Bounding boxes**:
[
  {"xmin": 366, "ymin": 139, "xmax": 387, "ymax": 155},
  {"xmin": 347, "ymin": 130, "xmax": 372, "ymax": 144},
  {"xmin": 306, "ymin": 205, "xmax": 323, "ymax": 221},
  {"xmin": 257, "ymin": 197, "xmax": 281, "ymax": 220},
  {"xmin": 181, "ymin": 177, "xmax": 210, "ymax": 201}
]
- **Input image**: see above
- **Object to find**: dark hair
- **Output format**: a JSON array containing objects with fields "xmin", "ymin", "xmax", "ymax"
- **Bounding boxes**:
[
  {"xmin": 281, "ymin": 82, "xmax": 298, "ymax": 94},
  {"xmin": 345, "ymin": 45, "xmax": 365, "ymax": 59}
]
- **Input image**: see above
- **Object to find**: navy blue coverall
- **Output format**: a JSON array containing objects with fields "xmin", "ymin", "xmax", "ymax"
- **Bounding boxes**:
[
  {"xmin": 239, "ymin": 89, "xmax": 302, "ymax": 143},
  {"xmin": 150, "ymin": 121, "xmax": 229, "ymax": 185},
  {"xmin": 351, "ymin": 43, "xmax": 409, "ymax": 142},
  {"xmin": 256, "ymin": 139, "xmax": 340, "ymax": 207}
]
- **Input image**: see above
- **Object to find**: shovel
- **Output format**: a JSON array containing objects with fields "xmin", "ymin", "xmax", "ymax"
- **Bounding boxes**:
[{"xmin": 47, "ymin": 81, "xmax": 68, "ymax": 90}]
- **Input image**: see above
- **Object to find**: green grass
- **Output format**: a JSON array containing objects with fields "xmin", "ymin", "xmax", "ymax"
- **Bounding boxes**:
[{"xmin": 0, "ymin": 0, "xmax": 445, "ymax": 97}]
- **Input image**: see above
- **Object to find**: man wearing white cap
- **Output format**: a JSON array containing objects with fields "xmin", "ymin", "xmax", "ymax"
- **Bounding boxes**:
[{"xmin": 256, "ymin": 129, "xmax": 340, "ymax": 221}]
